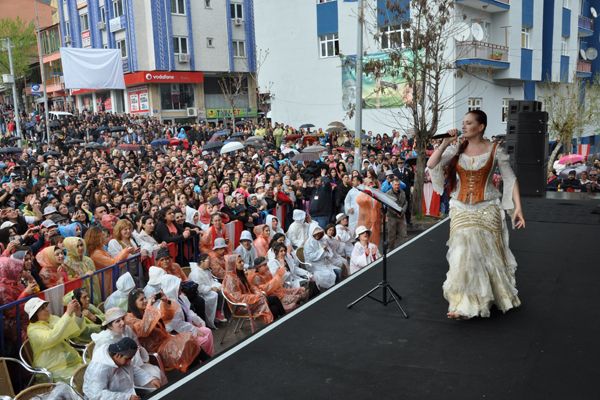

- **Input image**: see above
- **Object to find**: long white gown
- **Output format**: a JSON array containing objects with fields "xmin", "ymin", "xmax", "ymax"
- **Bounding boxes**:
[
  {"xmin": 344, "ymin": 187, "xmax": 361, "ymax": 235},
  {"xmin": 430, "ymin": 143, "xmax": 521, "ymax": 318}
]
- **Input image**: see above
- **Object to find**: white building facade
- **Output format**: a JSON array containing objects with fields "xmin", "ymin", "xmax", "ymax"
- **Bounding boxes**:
[
  {"xmin": 255, "ymin": 0, "xmax": 596, "ymax": 142},
  {"xmin": 57, "ymin": 0, "xmax": 258, "ymax": 122}
]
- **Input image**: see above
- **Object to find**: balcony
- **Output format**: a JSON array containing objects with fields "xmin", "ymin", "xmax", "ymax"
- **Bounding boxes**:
[
  {"xmin": 578, "ymin": 15, "xmax": 594, "ymax": 37},
  {"xmin": 45, "ymin": 76, "xmax": 65, "ymax": 93},
  {"xmin": 576, "ymin": 59, "xmax": 592, "ymax": 77},
  {"xmin": 455, "ymin": 41, "xmax": 510, "ymax": 70},
  {"xmin": 454, "ymin": 0, "xmax": 509, "ymax": 13}
]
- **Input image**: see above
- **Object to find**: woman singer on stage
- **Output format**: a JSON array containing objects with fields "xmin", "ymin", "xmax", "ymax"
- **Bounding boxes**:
[{"xmin": 427, "ymin": 110, "xmax": 525, "ymax": 320}]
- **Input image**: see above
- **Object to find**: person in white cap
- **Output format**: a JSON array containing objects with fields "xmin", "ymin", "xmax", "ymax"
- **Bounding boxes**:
[
  {"xmin": 188, "ymin": 254, "xmax": 226, "ymax": 328},
  {"xmin": 208, "ymin": 237, "xmax": 229, "ymax": 280},
  {"xmin": 349, "ymin": 226, "xmax": 381, "ymax": 275},
  {"xmin": 335, "ymin": 213, "xmax": 354, "ymax": 258},
  {"xmin": 143, "ymin": 266, "xmax": 166, "ymax": 299},
  {"xmin": 234, "ymin": 230, "xmax": 257, "ymax": 270},
  {"xmin": 302, "ymin": 225, "xmax": 338, "ymax": 291},
  {"xmin": 91, "ymin": 307, "xmax": 166, "ymax": 388},
  {"xmin": 25, "ymin": 296, "xmax": 85, "ymax": 382},
  {"xmin": 286, "ymin": 209, "xmax": 309, "ymax": 249},
  {"xmin": 104, "ymin": 272, "xmax": 136, "ymax": 311}
]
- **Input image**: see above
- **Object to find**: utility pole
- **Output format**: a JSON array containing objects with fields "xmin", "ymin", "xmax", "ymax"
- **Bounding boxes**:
[
  {"xmin": 3, "ymin": 38, "xmax": 23, "ymax": 141},
  {"xmin": 353, "ymin": 0, "xmax": 364, "ymax": 171},
  {"xmin": 34, "ymin": 0, "xmax": 51, "ymax": 144}
]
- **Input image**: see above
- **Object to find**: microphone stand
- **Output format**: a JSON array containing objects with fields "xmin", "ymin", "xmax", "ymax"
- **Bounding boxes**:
[{"xmin": 347, "ymin": 189, "xmax": 409, "ymax": 318}]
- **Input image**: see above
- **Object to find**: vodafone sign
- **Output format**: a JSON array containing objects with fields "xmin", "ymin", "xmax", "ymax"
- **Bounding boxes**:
[{"xmin": 125, "ymin": 71, "xmax": 204, "ymax": 86}]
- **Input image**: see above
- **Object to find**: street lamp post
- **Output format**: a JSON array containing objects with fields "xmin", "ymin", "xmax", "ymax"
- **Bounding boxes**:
[
  {"xmin": 353, "ymin": 0, "xmax": 364, "ymax": 172},
  {"xmin": 34, "ymin": 0, "xmax": 51, "ymax": 144},
  {"xmin": 2, "ymin": 38, "xmax": 23, "ymax": 141}
]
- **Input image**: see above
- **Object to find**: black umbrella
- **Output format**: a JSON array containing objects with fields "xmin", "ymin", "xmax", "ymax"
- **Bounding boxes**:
[
  {"xmin": 65, "ymin": 138, "xmax": 84, "ymax": 145},
  {"xmin": 231, "ymin": 132, "xmax": 245, "ymax": 138},
  {"xmin": 202, "ymin": 141, "xmax": 225, "ymax": 152},
  {"xmin": 235, "ymin": 120, "xmax": 248, "ymax": 126},
  {"xmin": 85, "ymin": 142, "xmax": 106, "ymax": 150},
  {"xmin": 0, "ymin": 147, "xmax": 23, "ymax": 155},
  {"xmin": 110, "ymin": 126, "xmax": 127, "ymax": 132},
  {"xmin": 180, "ymin": 125, "xmax": 192, "ymax": 131},
  {"xmin": 300, "ymin": 123, "xmax": 315, "ymax": 129},
  {"xmin": 43, "ymin": 150, "xmax": 62, "ymax": 157}
]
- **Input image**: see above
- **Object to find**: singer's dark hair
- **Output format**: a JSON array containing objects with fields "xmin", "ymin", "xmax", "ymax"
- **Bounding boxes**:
[{"xmin": 447, "ymin": 110, "xmax": 487, "ymax": 193}]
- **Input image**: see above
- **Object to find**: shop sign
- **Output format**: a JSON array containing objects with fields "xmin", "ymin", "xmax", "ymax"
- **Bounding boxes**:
[
  {"xmin": 82, "ymin": 30, "xmax": 91, "ymax": 48},
  {"xmin": 109, "ymin": 16, "xmax": 124, "ymax": 32},
  {"xmin": 206, "ymin": 108, "xmax": 258, "ymax": 119},
  {"xmin": 124, "ymin": 71, "xmax": 204, "ymax": 85},
  {"xmin": 127, "ymin": 86, "xmax": 150, "ymax": 114}
]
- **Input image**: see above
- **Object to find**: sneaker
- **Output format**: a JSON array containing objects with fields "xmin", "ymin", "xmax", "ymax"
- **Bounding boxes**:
[{"xmin": 215, "ymin": 311, "xmax": 227, "ymax": 323}]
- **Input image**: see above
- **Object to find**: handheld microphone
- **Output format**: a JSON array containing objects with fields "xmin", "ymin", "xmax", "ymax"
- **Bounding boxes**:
[{"xmin": 432, "ymin": 130, "xmax": 462, "ymax": 139}]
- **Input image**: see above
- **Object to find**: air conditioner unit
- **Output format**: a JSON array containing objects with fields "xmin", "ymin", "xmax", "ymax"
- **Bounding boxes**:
[
  {"xmin": 97, "ymin": 21, "xmax": 106, "ymax": 30},
  {"xmin": 178, "ymin": 53, "xmax": 190, "ymax": 63},
  {"xmin": 64, "ymin": 35, "xmax": 72, "ymax": 45},
  {"xmin": 187, "ymin": 107, "xmax": 197, "ymax": 117},
  {"xmin": 233, "ymin": 18, "xmax": 243, "ymax": 26}
]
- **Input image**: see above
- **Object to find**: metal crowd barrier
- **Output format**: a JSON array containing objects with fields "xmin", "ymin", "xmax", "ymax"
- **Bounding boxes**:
[{"xmin": 0, "ymin": 255, "xmax": 142, "ymax": 358}]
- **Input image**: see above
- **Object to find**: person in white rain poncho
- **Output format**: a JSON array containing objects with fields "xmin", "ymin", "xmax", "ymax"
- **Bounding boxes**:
[
  {"xmin": 104, "ymin": 272, "xmax": 136, "ymax": 311},
  {"xmin": 350, "ymin": 226, "xmax": 381, "ymax": 275},
  {"xmin": 143, "ymin": 267, "xmax": 165, "ymax": 299},
  {"xmin": 83, "ymin": 337, "xmax": 161, "ymax": 400},
  {"xmin": 187, "ymin": 254, "xmax": 227, "ymax": 329},
  {"xmin": 234, "ymin": 230, "xmax": 257, "ymax": 270},
  {"xmin": 286, "ymin": 210, "xmax": 309, "ymax": 249},
  {"xmin": 265, "ymin": 214, "xmax": 284, "ymax": 238},
  {"xmin": 267, "ymin": 242, "xmax": 313, "ymax": 290},
  {"xmin": 302, "ymin": 224, "xmax": 338, "ymax": 290},
  {"xmin": 344, "ymin": 176, "xmax": 363, "ymax": 235},
  {"xmin": 91, "ymin": 307, "xmax": 166, "ymax": 388},
  {"xmin": 159, "ymin": 274, "xmax": 214, "ymax": 357},
  {"xmin": 335, "ymin": 213, "xmax": 354, "ymax": 259}
]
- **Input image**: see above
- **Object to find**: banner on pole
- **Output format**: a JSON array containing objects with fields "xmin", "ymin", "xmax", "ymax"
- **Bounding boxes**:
[{"xmin": 60, "ymin": 47, "xmax": 126, "ymax": 90}]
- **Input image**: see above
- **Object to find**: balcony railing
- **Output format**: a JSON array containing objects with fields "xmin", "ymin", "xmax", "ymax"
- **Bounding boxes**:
[
  {"xmin": 577, "ymin": 59, "xmax": 592, "ymax": 73},
  {"xmin": 45, "ymin": 76, "xmax": 65, "ymax": 92},
  {"xmin": 456, "ymin": 41, "xmax": 509, "ymax": 62},
  {"xmin": 578, "ymin": 15, "xmax": 593, "ymax": 31}
]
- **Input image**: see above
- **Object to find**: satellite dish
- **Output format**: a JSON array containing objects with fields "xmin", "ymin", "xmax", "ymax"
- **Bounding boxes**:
[
  {"xmin": 580, "ymin": 49, "xmax": 588, "ymax": 60},
  {"xmin": 454, "ymin": 22, "xmax": 471, "ymax": 41},
  {"xmin": 471, "ymin": 23, "xmax": 484, "ymax": 42},
  {"xmin": 586, "ymin": 47, "xmax": 598, "ymax": 60},
  {"xmin": 591, "ymin": 7, "xmax": 598, "ymax": 18}
]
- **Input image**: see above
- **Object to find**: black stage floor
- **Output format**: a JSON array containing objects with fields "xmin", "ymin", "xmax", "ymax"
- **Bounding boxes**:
[{"xmin": 151, "ymin": 197, "xmax": 600, "ymax": 400}]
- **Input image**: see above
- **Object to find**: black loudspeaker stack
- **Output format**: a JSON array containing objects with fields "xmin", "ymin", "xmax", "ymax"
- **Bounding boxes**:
[{"xmin": 504, "ymin": 100, "xmax": 548, "ymax": 197}]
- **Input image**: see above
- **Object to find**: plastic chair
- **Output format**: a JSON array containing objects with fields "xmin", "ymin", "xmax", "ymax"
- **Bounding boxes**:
[
  {"xmin": 18, "ymin": 339, "xmax": 34, "ymax": 370},
  {"xmin": 181, "ymin": 266, "xmax": 191, "ymax": 277},
  {"xmin": 82, "ymin": 342, "xmax": 95, "ymax": 364},
  {"xmin": 0, "ymin": 357, "xmax": 52, "ymax": 397},
  {"xmin": 219, "ymin": 288, "xmax": 257, "ymax": 345},
  {"xmin": 13, "ymin": 383, "xmax": 56, "ymax": 400},
  {"xmin": 69, "ymin": 364, "xmax": 87, "ymax": 397}
]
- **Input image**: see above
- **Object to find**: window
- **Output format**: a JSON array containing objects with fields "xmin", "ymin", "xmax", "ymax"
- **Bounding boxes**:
[
  {"xmin": 233, "ymin": 40, "xmax": 246, "ymax": 58},
  {"xmin": 205, "ymin": 0, "xmax": 211, "ymax": 8},
  {"xmin": 501, "ymin": 98, "xmax": 513, "ymax": 123},
  {"xmin": 80, "ymin": 13, "xmax": 89, "ymax": 31},
  {"xmin": 100, "ymin": 6, "xmax": 106, "ymax": 23},
  {"xmin": 207, "ymin": 37, "xmax": 214, "ymax": 48},
  {"xmin": 468, "ymin": 97, "xmax": 482, "ymax": 111},
  {"xmin": 171, "ymin": 0, "xmax": 185, "ymax": 15},
  {"xmin": 230, "ymin": 2, "xmax": 243, "ymax": 19},
  {"xmin": 65, "ymin": 21, "xmax": 70, "ymax": 37},
  {"xmin": 380, "ymin": 25, "xmax": 410, "ymax": 50},
  {"xmin": 116, "ymin": 39, "xmax": 127, "ymax": 58},
  {"xmin": 160, "ymin": 84, "xmax": 195, "ymax": 110},
  {"xmin": 561, "ymin": 37, "xmax": 568, "ymax": 55},
  {"xmin": 521, "ymin": 28, "xmax": 530, "ymax": 49},
  {"xmin": 173, "ymin": 37, "xmax": 188, "ymax": 55},
  {"xmin": 113, "ymin": 0, "xmax": 124, "ymax": 17},
  {"xmin": 319, "ymin": 33, "xmax": 339, "ymax": 58}
]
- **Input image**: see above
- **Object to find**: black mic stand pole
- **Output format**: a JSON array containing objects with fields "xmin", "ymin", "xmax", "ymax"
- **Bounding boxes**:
[{"xmin": 347, "ymin": 199, "xmax": 409, "ymax": 318}]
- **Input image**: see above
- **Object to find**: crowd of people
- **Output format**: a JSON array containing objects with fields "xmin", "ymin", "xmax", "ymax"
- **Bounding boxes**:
[{"xmin": 0, "ymin": 104, "xmax": 423, "ymax": 398}]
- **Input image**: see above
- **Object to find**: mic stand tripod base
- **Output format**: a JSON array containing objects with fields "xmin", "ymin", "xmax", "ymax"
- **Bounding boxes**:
[{"xmin": 347, "ymin": 280, "xmax": 409, "ymax": 318}]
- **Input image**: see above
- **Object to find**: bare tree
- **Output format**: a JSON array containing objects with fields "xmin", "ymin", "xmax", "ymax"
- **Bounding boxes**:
[
  {"xmin": 218, "ymin": 73, "xmax": 246, "ymax": 127},
  {"xmin": 249, "ymin": 48, "xmax": 274, "ymax": 118},
  {"xmin": 363, "ymin": 0, "xmax": 456, "ymax": 217},
  {"xmin": 539, "ymin": 74, "xmax": 600, "ymax": 174}
]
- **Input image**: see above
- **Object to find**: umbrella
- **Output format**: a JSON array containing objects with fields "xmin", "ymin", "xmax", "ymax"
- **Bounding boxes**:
[
  {"xmin": 558, "ymin": 164, "xmax": 588, "ymax": 178},
  {"xmin": 303, "ymin": 144, "xmax": 327, "ymax": 153},
  {"xmin": 334, "ymin": 147, "xmax": 352, "ymax": 153},
  {"xmin": 224, "ymin": 138, "xmax": 243, "ymax": 144},
  {"xmin": 245, "ymin": 140, "xmax": 269, "ymax": 149},
  {"xmin": 151, "ymin": 138, "xmax": 170, "ymax": 147},
  {"xmin": 291, "ymin": 152, "xmax": 321, "ymax": 162},
  {"xmin": 284, "ymin": 134, "xmax": 302, "ymax": 141},
  {"xmin": 117, "ymin": 143, "xmax": 141, "ymax": 151},
  {"xmin": 43, "ymin": 150, "xmax": 62, "ymax": 157},
  {"xmin": 302, "ymin": 135, "xmax": 319, "ymax": 145},
  {"xmin": 328, "ymin": 121, "xmax": 346, "ymax": 128},
  {"xmin": 558, "ymin": 154, "xmax": 585, "ymax": 165},
  {"xmin": 0, "ymin": 147, "xmax": 23, "ymax": 155},
  {"xmin": 85, "ymin": 142, "xmax": 106, "ymax": 150},
  {"xmin": 282, "ymin": 148, "xmax": 299, "ymax": 156},
  {"xmin": 326, "ymin": 126, "xmax": 343, "ymax": 133},
  {"xmin": 299, "ymin": 123, "xmax": 315, "ymax": 129},
  {"xmin": 110, "ymin": 126, "xmax": 127, "ymax": 132},
  {"xmin": 65, "ymin": 138, "xmax": 84, "ymax": 145},
  {"xmin": 220, "ymin": 141, "xmax": 245, "ymax": 154},
  {"xmin": 212, "ymin": 129, "xmax": 230, "ymax": 137},
  {"xmin": 180, "ymin": 125, "xmax": 192, "ymax": 131},
  {"xmin": 235, "ymin": 120, "xmax": 248, "ymax": 126},
  {"xmin": 245, "ymin": 136, "xmax": 265, "ymax": 143},
  {"xmin": 202, "ymin": 141, "xmax": 225, "ymax": 151},
  {"xmin": 231, "ymin": 132, "xmax": 245, "ymax": 138}
]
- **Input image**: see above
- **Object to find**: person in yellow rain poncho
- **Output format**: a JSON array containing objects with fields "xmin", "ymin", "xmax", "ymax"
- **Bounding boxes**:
[
  {"xmin": 25, "ymin": 297, "xmax": 85, "ymax": 383},
  {"xmin": 62, "ymin": 287, "xmax": 104, "ymax": 344},
  {"xmin": 63, "ymin": 237, "xmax": 102, "ymax": 305}
]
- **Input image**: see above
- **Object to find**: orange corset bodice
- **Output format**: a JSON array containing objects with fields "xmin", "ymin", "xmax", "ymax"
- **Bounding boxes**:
[{"xmin": 455, "ymin": 143, "xmax": 498, "ymax": 205}]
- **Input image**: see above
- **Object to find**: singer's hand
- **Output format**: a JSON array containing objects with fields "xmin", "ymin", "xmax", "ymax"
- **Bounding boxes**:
[{"xmin": 442, "ymin": 129, "xmax": 459, "ymax": 146}]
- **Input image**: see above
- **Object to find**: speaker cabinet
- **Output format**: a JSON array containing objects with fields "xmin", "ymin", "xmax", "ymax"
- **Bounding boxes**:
[{"xmin": 504, "ymin": 134, "xmax": 549, "ymax": 197}]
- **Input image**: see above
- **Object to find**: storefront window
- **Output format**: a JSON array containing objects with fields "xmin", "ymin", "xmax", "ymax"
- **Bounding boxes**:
[{"xmin": 160, "ymin": 84, "xmax": 194, "ymax": 110}]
